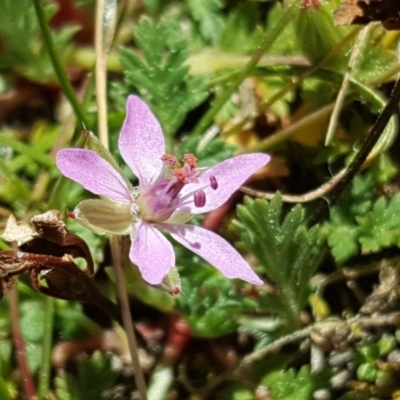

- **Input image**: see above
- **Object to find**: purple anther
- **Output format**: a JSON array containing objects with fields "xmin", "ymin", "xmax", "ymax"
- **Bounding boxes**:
[
  {"xmin": 194, "ymin": 190, "xmax": 206, "ymax": 207},
  {"xmin": 209, "ymin": 175, "xmax": 218, "ymax": 190}
]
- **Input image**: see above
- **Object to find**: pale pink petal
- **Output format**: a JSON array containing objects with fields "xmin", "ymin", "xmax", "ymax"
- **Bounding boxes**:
[
  {"xmin": 119, "ymin": 95, "xmax": 165, "ymax": 187},
  {"xmin": 56, "ymin": 149, "xmax": 132, "ymax": 202},
  {"xmin": 165, "ymin": 224, "xmax": 263, "ymax": 285},
  {"xmin": 129, "ymin": 221, "xmax": 175, "ymax": 285},
  {"xmin": 179, "ymin": 153, "xmax": 270, "ymax": 214}
]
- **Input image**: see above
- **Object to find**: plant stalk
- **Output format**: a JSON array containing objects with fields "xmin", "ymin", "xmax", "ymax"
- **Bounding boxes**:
[{"xmin": 32, "ymin": 0, "xmax": 89, "ymax": 127}]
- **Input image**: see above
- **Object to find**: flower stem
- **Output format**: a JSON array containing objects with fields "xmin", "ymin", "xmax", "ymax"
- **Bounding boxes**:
[
  {"xmin": 32, "ymin": 0, "xmax": 89, "ymax": 127},
  {"xmin": 110, "ymin": 236, "xmax": 147, "ymax": 399},
  {"xmin": 191, "ymin": 3, "xmax": 295, "ymax": 137},
  {"xmin": 95, "ymin": 0, "xmax": 116, "ymax": 149}
]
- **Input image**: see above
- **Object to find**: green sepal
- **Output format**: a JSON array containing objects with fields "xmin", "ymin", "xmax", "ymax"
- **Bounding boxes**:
[{"xmin": 291, "ymin": 0, "xmax": 353, "ymax": 70}]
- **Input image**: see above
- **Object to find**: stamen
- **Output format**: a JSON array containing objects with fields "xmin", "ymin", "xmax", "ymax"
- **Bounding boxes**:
[
  {"xmin": 194, "ymin": 190, "xmax": 206, "ymax": 207},
  {"xmin": 209, "ymin": 175, "xmax": 218, "ymax": 190},
  {"xmin": 161, "ymin": 153, "xmax": 180, "ymax": 167},
  {"xmin": 172, "ymin": 168, "xmax": 187, "ymax": 183},
  {"xmin": 183, "ymin": 153, "xmax": 198, "ymax": 169}
]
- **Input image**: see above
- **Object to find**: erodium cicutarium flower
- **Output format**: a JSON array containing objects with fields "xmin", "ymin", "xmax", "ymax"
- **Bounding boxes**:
[{"xmin": 56, "ymin": 95, "xmax": 270, "ymax": 286}]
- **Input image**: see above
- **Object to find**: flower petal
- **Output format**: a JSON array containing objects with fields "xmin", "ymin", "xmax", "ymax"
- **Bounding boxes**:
[
  {"xmin": 179, "ymin": 153, "xmax": 270, "ymax": 214},
  {"xmin": 56, "ymin": 149, "xmax": 132, "ymax": 202},
  {"xmin": 129, "ymin": 221, "xmax": 175, "ymax": 285},
  {"xmin": 74, "ymin": 199, "xmax": 132, "ymax": 235},
  {"xmin": 119, "ymin": 95, "xmax": 165, "ymax": 187},
  {"xmin": 166, "ymin": 224, "xmax": 263, "ymax": 285}
]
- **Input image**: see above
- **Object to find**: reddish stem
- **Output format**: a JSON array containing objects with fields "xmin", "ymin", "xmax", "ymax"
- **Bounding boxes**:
[
  {"xmin": 162, "ymin": 314, "xmax": 191, "ymax": 365},
  {"xmin": 8, "ymin": 288, "xmax": 36, "ymax": 399}
]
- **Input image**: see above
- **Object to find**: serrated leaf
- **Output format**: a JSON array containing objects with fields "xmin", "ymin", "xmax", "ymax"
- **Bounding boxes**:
[
  {"xmin": 186, "ymin": 0, "xmax": 224, "ymax": 44},
  {"xmin": 0, "ymin": 0, "xmax": 78, "ymax": 82},
  {"xmin": 176, "ymin": 275, "xmax": 257, "ymax": 337},
  {"xmin": 263, "ymin": 366, "xmax": 331, "ymax": 400},
  {"xmin": 292, "ymin": 0, "xmax": 352, "ymax": 71},
  {"xmin": 219, "ymin": 2, "xmax": 264, "ymax": 53},
  {"xmin": 327, "ymin": 224, "xmax": 360, "ymax": 263},
  {"xmin": 326, "ymin": 173, "xmax": 400, "ymax": 263},
  {"xmin": 357, "ymin": 193, "xmax": 400, "ymax": 254},
  {"xmin": 235, "ymin": 194, "xmax": 323, "ymax": 327},
  {"xmin": 55, "ymin": 370, "xmax": 79, "ymax": 400},
  {"xmin": 115, "ymin": 17, "xmax": 209, "ymax": 138},
  {"xmin": 55, "ymin": 352, "xmax": 118, "ymax": 400}
]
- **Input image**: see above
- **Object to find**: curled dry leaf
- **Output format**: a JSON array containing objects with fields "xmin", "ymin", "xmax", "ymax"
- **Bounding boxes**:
[
  {"xmin": 2, "ymin": 214, "xmax": 35, "ymax": 245},
  {"xmin": 0, "ymin": 211, "xmax": 96, "ymax": 301},
  {"xmin": 23, "ymin": 210, "xmax": 94, "ymax": 275},
  {"xmin": 0, "ymin": 212, "xmax": 146, "ymax": 339}
]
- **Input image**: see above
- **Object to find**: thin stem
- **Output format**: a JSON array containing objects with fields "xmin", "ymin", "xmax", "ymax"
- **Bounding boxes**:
[
  {"xmin": 95, "ymin": 0, "xmax": 109, "ymax": 149},
  {"xmin": 32, "ymin": 0, "xmax": 89, "ymax": 127},
  {"xmin": 191, "ymin": 4, "xmax": 295, "ymax": 137},
  {"xmin": 309, "ymin": 76, "xmax": 400, "ymax": 226},
  {"xmin": 240, "ymin": 169, "xmax": 346, "ymax": 204},
  {"xmin": 325, "ymin": 26, "xmax": 370, "ymax": 146},
  {"xmin": 38, "ymin": 297, "xmax": 54, "ymax": 400},
  {"xmin": 241, "ymin": 102, "xmax": 335, "ymax": 153},
  {"xmin": 236, "ymin": 312, "xmax": 400, "ymax": 374},
  {"xmin": 263, "ymin": 27, "xmax": 361, "ymax": 110},
  {"xmin": 8, "ymin": 288, "xmax": 36, "ymax": 399},
  {"xmin": 110, "ymin": 236, "xmax": 147, "ymax": 399}
]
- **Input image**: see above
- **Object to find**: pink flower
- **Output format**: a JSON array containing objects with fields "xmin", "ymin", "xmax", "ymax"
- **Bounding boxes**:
[{"xmin": 56, "ymin": 96, "xmax": 270, "ymax": 286}]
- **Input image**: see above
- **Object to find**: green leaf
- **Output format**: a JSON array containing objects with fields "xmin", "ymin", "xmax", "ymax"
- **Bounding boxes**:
[
  {"xmin": 353, "ymin": 32, "xmax": 397, "ymax": 82},
  {"xmin": 176, "ymin": 276, "xmax": 258, "ymax": 337},
  {"xmin": 114, "ymin": 17, "xmax": 208, "ymax": 138},
  {"xmin": 357, "ymin": 194, "xmax": 400, "ymax": 254},
  {"xmin": 326, "ymin": 223, "xmax": 360, "ymax": 263},
  {"xmin": 54, "ymin": 370, "xmax": 78, "ymax": 400},
  {"xmin": 55, "ymin": 352, "xmax": 118, "ymax": 400},
  {"xmin": 174, "ymin": 241, "xmax": 260, "ymax": 338},
  {"xmin": 0, "ymin": 0, "xmax": 78, "ymax": 82},
  {"xmin": 185, "ymin": 0, "xmax": 224, "ymax": 44},
  {"xmin": 292, "ymin": 0, "xmax": 352, "ymax": 71},
  {"xmin": 235, "ymin": 194, "xmax": 323, "ymax": 327},
  {"xmin": 326, "ymin": 172, "xmax": 400, "ymax": 263},
  {"xmin": 219, "ymin": 2, "xmax": 265, "ymax": 53},
  {"xmin": 262, "ymin": 366, "xmax": 331, "ymax": 400},
  {"xmin": 325, "ymin": 173, "xmax": 374, "ymax": 263}
]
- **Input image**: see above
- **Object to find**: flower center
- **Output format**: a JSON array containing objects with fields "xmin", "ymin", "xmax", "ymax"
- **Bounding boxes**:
[{"xmin": 136, "ymin": 153, "xmax": 218, "ymax": 223}]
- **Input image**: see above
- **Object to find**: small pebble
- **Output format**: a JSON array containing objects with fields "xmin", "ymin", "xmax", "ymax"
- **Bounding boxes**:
[
  {"xmin": 387, "ymin": 349, "xmax": 400, "ymax": 366},
  {"xmin": 313, "ymin": 388, "xmax": 331, "ymax": 400},
  {"xmin": 328, "ymin": 349, "xmax": 354, "ymax": 367},
  {"xmin": 330, "ymin": 369, "xmax": 352, "ymax": 390}
]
